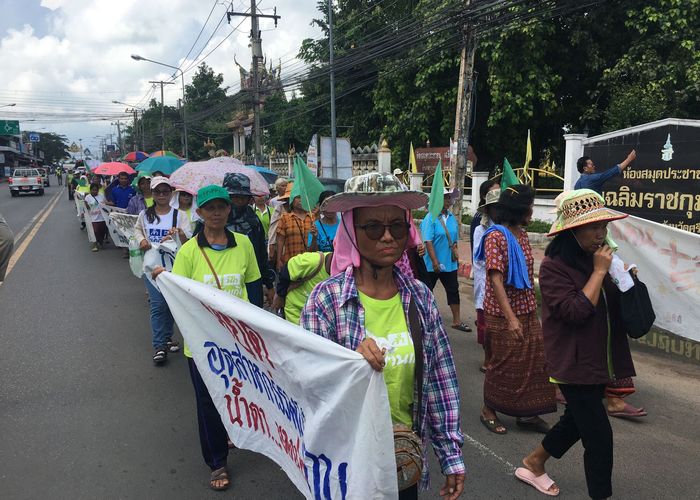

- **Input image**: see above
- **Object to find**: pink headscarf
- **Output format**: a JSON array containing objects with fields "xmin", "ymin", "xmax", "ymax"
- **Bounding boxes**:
[{"xmin": 330, "ymin": 209, "xmax": 422, "ymax": 276}]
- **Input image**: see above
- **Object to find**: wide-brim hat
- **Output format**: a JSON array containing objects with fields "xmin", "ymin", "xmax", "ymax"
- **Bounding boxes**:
[
  {"xmin": 548, "ymin": 189, "xmax": 628, "ymax": 236},
  {"xmin": 322, "ymin": 172, "xmax": 428, "ymax": 213},
  {"xmin": 478, "ymin": 188, "xmax": 501, "ymax": 209},
  {"xmin": 223, "ymin": 172, "xmax": 253, "ymax": 196}
]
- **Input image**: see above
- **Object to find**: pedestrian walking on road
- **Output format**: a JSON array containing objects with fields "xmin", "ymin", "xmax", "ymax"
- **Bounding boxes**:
[
  {"xmin": 421, "ymin": 188, "xmax": 472, "ymax": 333},
  {"xmin": 85, "ymin": 183, "xmax": 107, "ymax": 252},
  {"xmin": 107, "ymin": 171, "xmax": 136, "ymax": 209},
  {"xmin": 276, "ymin": 191, "xmax": 313, "ymax": 268},
  {"xmin": 0, "ymin": 212, "xmax": 14, "ymax": 284},
  {"xmin": 309, "ymin": 190, "xmax": 339, "ymax": 252},
  {"xmin": 301, "ymin": 173, "xmax": 465, "ymax": 500},
  {"xmin": 516, "ymin": 189, "xmax": 637, "ymax": 499},
  {"xmin": 155, "ymin": 184, "xmax": 262, "ymax": 492},
  {"xmin": 126, "ymin": 174, "xmax": 153, "ymax": 215},
  {"xmin": 135, "ymin": 176, "xmax": 191, "ymax": 364},
  {"xmin": 472, "ymin": 184, "xmax": 501, "ymax": 372},
  {"xmin": 475, "ymin": 184, "xmax": 556, "ymax": 435}
]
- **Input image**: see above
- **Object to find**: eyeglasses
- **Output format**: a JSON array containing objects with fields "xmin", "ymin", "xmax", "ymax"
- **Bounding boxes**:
[
  {"xmin": 355, "ymin": 221, "xmax": 409, "ymax": 240},
  {"xmin": 153, "ymin": 189, "xmax": 172, "ymax": 196}
]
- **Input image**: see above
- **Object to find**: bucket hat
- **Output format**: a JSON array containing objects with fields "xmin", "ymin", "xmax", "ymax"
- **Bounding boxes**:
[
  {"xmin": 321, "ymin": 172, "xmax": 428, "ymax": 213},
  {"xmin": 548, "ymin": 189, "xmax": 627, "ymax": 236},
  {"xmin": 478, "ymin": 188, "xmax": 501, "ymax": 209},
  {"xmin": 222, "ymin": 172, "xmax": 252, "ymax": 196}
]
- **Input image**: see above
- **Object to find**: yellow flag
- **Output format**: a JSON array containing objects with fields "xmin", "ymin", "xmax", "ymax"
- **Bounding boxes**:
[
  {"xmin": 409, "ymin": 142, "xmax": 418, "ymax": 174},
  {"xmin": 524, "ymin": 129, "xmax": 533, "ymax": 182}
]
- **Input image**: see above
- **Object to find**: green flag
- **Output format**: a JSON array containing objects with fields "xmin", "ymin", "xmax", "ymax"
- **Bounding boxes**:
[
  {"xmin": 428, "ymin": 159, "xmax": 444, "ymax": 219},
  {"xmin": 501, "ymin": 157, "xmax": 519, "ymax": 190},
  {"xmin": 290, "ymin": 156, "xmax": 325, "ymax": 211}
]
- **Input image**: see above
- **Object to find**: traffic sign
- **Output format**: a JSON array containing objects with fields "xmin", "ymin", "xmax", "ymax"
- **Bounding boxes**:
[
  {"xmin": 29, "ymin": 132, "xmax": 40, "ymax": 142},
  {"xmin": 0, "ymin": 120, "xmax": 20, "ymax": 135}
]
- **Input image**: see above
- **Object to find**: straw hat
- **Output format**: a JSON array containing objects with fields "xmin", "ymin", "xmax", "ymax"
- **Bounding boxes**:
[
  {"xmin": 322, "ymin": 172, "xmax": 428, "ymax": 212},
  {"xmin": 548, "ymin": 189, "xmax": 627, "ymax": 236}
]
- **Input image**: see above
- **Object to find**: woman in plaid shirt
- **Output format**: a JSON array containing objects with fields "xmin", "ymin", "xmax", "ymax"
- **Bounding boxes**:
[{"xmin": 300, "ymin": 173, "xmax": 465, "ymax": 500}]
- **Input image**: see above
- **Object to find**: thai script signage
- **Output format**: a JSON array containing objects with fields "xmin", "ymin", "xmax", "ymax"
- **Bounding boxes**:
[{"xmin": 586, "ymin": 125, "xmax": 700, "ymax": 233}]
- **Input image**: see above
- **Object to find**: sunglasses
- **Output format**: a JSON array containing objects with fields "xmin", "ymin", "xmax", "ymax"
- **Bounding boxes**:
[
  {"xmin": 153, "ymin": 189, "xmax": 172, "ymax": 196},
  {"xmin": 355, "ymin": 221, "xmax": 409, "ymax": 240}
]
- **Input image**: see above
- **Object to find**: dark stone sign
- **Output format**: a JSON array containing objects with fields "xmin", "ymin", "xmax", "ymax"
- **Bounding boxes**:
[{"xmin": 584, "ymin": 123, "xmax": 700, "ymax": 233}]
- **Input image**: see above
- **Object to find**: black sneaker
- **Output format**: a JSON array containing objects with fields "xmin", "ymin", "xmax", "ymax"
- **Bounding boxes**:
[
  {"xmin": 153, "ymin": 348, "xmax": 167, "ymax": 364},
  {"xmin": 166, "ymin": 340, "xmax": 181, "ymax": 353}
]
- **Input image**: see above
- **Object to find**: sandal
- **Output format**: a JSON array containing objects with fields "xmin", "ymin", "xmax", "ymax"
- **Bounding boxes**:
[
  {"xmin": 209, "ymin": 467, "xmax": 230, "ymax": 491},
  {"xmin": 452, "ymin": 322, "xmax": 473, "ymax": 333},
  {"xmin": 167, "ymin": 340, "xmax": 181, "ymax": 353},
  {"xmin": 515, "ymin": 467, "xmax": 560, "ymax": 496},
  {"xmin": 480, "ymin": 414, "xmax": 507, "ymax": 434},
  {"xmin": 608, "ymin": 402, "xmax": 647, "ymax": 419},
  {"xmin": 152, "ymin": 348, "xmax": 167, "ymax": 364},
  {"xmin": 516, "ymin": 417, "xmax": 551, "ymax": 434}
]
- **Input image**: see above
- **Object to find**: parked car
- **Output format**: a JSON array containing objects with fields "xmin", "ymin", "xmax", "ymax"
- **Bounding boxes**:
[
  {"xmin": 36, "ymin": 167, "xmax": 50, "ymax": 187},
  {"xmin": 9, "ymin": 168, "xmax": 44, "ymax": 197}
]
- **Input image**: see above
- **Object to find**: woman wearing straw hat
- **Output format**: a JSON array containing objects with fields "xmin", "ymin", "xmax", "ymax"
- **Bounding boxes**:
[
  {"xmin": 300, "ymin": 173, "xmax": 465, "ymax": 500},
  {"xmin": 515, "ymin": 189, "xmax": 637, "ymax": 499}
]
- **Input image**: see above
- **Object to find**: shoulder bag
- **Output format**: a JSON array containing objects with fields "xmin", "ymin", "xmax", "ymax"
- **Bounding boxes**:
[
  {"xmin": 394, "ymin": 298, "xmax": 424, "ymax": 491},
  {"xmin": 620, "ymin": 271, "xmax": 656, "ymax": 339}
]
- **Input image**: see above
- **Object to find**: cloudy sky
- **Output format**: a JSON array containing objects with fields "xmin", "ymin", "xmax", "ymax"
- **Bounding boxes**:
[{"xmin": 0, "ymin": 0, "xmax": 322, "ymax": 155}]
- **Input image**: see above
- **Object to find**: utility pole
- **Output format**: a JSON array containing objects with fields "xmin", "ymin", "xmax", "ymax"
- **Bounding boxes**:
[
  {"xmin": 328, "ymin": 0, "xmax": 337, "ymax": 177},
  {"xmin": 228, "ymin": 1, "xmax": 280, "ymax": 165},
  {"xmin": 150, "ymin": 80, "xmax": 175, "ymax": 151},
  {"xmin": 453, "ymin": 1, "xmax": 476, "ymax": 235},
  {"xmin": 112, "ymin": 120, "xmax": 123, "ymax": 154}
]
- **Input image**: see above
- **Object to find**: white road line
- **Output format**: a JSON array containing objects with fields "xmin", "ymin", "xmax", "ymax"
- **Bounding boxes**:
[
  {"xmin": 12, "ymin": 189, "xmax": 63, "ymax": 245},
  {"xmin": 463, "ymin": 432, "xmax": 518, "ymax": 474}
]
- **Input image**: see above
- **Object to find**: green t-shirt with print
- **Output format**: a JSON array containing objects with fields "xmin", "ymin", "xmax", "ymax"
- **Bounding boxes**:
[
  {"xmin": 358, "ymin": 291, "xmax": 415, "ymax": 427},
  {"xmin": 172, "ymin": 231, "xmax": 261, "ymax": 357},
  {"xmin": 284, "ymin": 252, "xmax": 330, "ymax": 325}
]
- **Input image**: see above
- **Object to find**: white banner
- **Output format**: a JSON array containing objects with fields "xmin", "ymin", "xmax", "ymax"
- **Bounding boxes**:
[
  {"xmin": 307, "ymin": 134, "xmax": 318, "ymax": 174},
  {"xmin": 109, "ymin": 212, "xmax": 139, "ymax": 243},
  {"xmin": 75, "ymin": 192, "xmax": 96, "ymax": 243},
  {"xmin": 100, "ymin": 205, "xmax": 128, "ymax": 247},
  {"xmin": 611, "ymin": 215, "xmax": 700, "ymax": 342},
  {"xmin": 142, "ymin": 240, "xmax": 178, "ymax": 287},
  {"xmin": 157, "ymin": 273, "xmax": 397, "ymax": 499}
]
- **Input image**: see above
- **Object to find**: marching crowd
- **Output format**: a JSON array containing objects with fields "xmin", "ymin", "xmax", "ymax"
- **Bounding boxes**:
[{"xmin": 63, "ymin": 157, "xmax": 648, "ymax": 500}]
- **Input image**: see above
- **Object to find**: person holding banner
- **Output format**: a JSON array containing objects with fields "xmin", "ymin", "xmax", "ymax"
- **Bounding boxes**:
[
  {"xmin": 135, "ymin": 176, "xmax": 192, "ymax": 364},
  {"xmin": 127, "ymin": 174, "xmax": 153, "ymax": 215},
  {"xmin": 300, "ymin": 173, "xmax": 465, "ymax": 500},
  {"xmin": 85, "ymin": 183, "xmax": 107, "ymax": 252},
  {"xmin": 155, "ymin": 184, "xmax": 261, "ymax": 491},
  {"xmin": 515, "ymin": 189, "xmax": 638, "ymax": 499}
]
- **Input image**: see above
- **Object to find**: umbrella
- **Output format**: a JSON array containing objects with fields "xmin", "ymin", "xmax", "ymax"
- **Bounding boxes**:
[
  {"xmin": 91, "ymin": 162, "xmax": 136, "ymax": 176},
  {"xmin": 169, "ymin": 157, "xmax": 269, "ymax": 196},
  {"xmin": 150, "ymin": 150, "xmax": 182, "ymax": 159},
  {"xmin": 136, "ymin": 156, "xmax": 185, "ymax": 176},
  {"xmin": 247, "ymin": 164, "xmax": 278, "ymax": 184},
  {"xmin": 123, "ymin": 151, "xmax": 149, "ymax": 162}
]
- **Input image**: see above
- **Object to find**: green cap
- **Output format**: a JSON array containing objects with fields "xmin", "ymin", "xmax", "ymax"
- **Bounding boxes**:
[{"xmin": 197, "ymin": 184, "xmax": 231, "ymax": 207}]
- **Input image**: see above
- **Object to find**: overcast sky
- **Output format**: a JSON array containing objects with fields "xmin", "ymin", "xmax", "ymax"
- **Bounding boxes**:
[{"xmin": 0, "ymin": 0, "xmax": 323, "ymax": 155}]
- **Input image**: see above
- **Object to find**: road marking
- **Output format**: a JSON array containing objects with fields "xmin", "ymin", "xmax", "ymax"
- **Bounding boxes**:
[
  {"xmin": 5, "ymin": 188, "xmax": 63, "ymax": 279},
  {"xmin": 463, "ymin": 432, "xmax": 518, "ymax": 474},
  {"xmin": 12, "ymin": 189, "xmax": 63, "ymax": 245}
]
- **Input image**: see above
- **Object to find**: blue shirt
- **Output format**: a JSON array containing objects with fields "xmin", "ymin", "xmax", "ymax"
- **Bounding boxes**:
[
  {"xmin": 307, "ymin": 219, "xmax": 339, "ymax": 252},
  {"xmin": 574, "ymin": 165, "xmax": 621, "ymax": 194},
  {"xmin": 110, "ymin": 184, "xmax": 136, "ymax": 209},
  {"xmin": 421, "ymin": 212, "xmax": 459, "ymax": 273}
]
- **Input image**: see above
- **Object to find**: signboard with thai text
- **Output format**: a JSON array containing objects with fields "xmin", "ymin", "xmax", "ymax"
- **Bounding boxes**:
[
  {"xmin": 586, "ymin": 124, "xmax": 700, "ymax": 233},
  {"xmin": 415, "ymin": 147, "xmax": 449, "ymax": 175}
]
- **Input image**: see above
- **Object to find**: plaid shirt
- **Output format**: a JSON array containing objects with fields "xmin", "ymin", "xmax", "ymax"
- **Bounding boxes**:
[
  {"xmin": 277, "ymin": 211, "xmax": 313, "ymax": 264},
  {"xmin": 300, "ymin": 266, "xmax": 465, "ymax": 488}
]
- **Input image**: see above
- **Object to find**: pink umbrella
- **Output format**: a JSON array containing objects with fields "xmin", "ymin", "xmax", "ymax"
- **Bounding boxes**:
[
  {"xmin": 169, "ymin": 157, "xmax": 270, "ymax": 196},
  {"xmin": 91, "ymin": 162, "xmax": 136, "ymax": 176}
]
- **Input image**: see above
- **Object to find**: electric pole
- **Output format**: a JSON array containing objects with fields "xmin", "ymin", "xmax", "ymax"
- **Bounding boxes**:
[
  {"xmin": 150, "ymin": 80, "xmax": 175, "ymax": 151},
  {"xmin": 227, "ymin": 1, "xmax": 280, "ymax": 165},
  {"xmin": 112, "ymin": 120, "xmax": 124, "ymax": 154},
  {"xmin": 328, "ymin": 0, "xmax": 337, "ymax": 177},
  {"xmin": 453, "ymin": 1, "xmax": 476, "ymax": 235}
]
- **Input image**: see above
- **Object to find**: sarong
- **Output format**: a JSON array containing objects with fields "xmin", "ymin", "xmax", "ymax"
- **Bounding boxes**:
[
  {"xmin": 605, "ymin": 377, "xmax": 635, "ymax": 399},
  {"xmin": 484, "ymin": 312, "xmax": 557, "ymax": 417}
]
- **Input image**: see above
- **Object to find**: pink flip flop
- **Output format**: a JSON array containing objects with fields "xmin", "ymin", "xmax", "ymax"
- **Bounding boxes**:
[
  {"xmin": 608, "ymin": 402, "xmax": 648, "ymax": 418},
  {"xmin": 515, "ymin": 467, "xmax": 560, "ymax": 496}
]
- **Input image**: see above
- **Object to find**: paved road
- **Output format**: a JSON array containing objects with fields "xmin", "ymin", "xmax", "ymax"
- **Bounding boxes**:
[{"xmin": 1, "ymin": 188, "xmax": 699, "ymax": 499}]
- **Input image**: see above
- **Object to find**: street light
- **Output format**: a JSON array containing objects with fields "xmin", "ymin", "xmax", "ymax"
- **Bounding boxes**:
[{"xmin": 131, "ymin": 54, "xmax": 188, "ymax": 158}]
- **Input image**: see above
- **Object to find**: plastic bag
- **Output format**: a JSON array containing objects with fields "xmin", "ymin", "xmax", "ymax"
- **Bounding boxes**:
[{"xmin": 128, "ymin": 237, "xmax": 144, "ymax": 278}]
